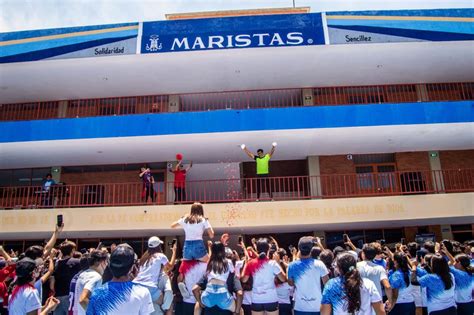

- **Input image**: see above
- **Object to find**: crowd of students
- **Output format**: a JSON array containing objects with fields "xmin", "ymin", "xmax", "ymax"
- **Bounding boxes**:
[{"xmin": 0, "ymin": 203, "xmax": 473, "ymax": 315}]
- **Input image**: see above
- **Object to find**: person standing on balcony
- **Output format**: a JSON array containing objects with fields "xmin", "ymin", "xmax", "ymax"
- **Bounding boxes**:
[
  {"xmin": 139, "ymin": 166, "xmax": 155, "ymax": 204},
  {"xmin": 42, "ymin": 173, "xmax": 56, "ymax": 207},
  {"xmin": 169, "ymin": 160, "xmax": 192, "ymax": 203},
  {"xmin": 241, "ymin": 143, "xmax": 277, "ymax": 201}
]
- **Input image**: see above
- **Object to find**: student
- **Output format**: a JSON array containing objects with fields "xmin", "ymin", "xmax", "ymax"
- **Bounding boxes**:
[
  {"xmin": 357, "ymin": 243, "xmax": 393, "ymax": 310},
  {"xmin": 139, "ymin": 166, "xmax": 155, "ymax": 203},
  {"xmin": 443, "ymin": 250, "xmax": 473, "ymax": 315},
  {"xmin": 241, "ymin": 143, "xmax": 276, "ymax": 201},
  {"xmin": 169, "ymin": 160, "xmax": 192, "ymax": 203},
  {"xmin": 288, "ymin": 236, "xmax": 329, "ymax": 315},
  {"xmin": 194, "ymin": 242, "xmax": 236, "ymax": 314},
  {"xmin": 321, "ymin": 253, "xmax": 386, "ymax": 315},
  {"xmin": 8, "ymin": 258, "xmax": 60, "ymax": 315},
  {"xmin": 41, "ymin": 173, "xmax": 56, "ymax": 206},
  {"xmin": 68, "ymin": 256, "xmax": 90, "ymax": 315},
  {"xmin": 134, "ymin": 236, "xmax": 176, "ymax": 305},
  {"xmin": 241, "ymin": 238, "xmax": 286, "ymax": 315},
  {"xmin": 87, "ymin": 244, "xmax": 154, "ymax": 315},
  {"xmin": 387, "ymin": 252, "xmax": 415, "ymax": 315},
  {"xmin": 274, "ymin": 249, "xmax": 292, "ymax": 315},
  {"xmin": 412, "ymin": 254, "xmax": 456, "ymax": 315},
  {"xmin": 73, "ymin": 250, "xmax": 108, "ymax": 315}
]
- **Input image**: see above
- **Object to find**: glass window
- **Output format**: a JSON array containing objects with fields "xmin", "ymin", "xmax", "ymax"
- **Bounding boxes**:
[
  {"xmin": 365, "ymin": 229, "xmax": 384, "ymax": 243},
  {"xmin": 0, "ymin": 170, "xmax": 12, "ymax": 186},
  {"xmin": 32, "ymin": 168, "xmax": 51, "ymax": 185},
  {"xmin": 12, "ymin": 169, "xmax": 32, "ymax": 186}
]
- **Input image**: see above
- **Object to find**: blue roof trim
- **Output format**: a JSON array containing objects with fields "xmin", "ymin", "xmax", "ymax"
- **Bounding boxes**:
[{"xmin": 326, "ymin": 8, "xmax": 474, "ymax": 17}]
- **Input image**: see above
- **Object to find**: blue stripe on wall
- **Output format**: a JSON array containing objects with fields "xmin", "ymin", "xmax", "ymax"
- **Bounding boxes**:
[
  {"xmin": 326, "ymin": 8, "xmax": 473, "ymax": 18},
  {"xmin": 328, "ymin": 25, "xmax": 474, "ymax": 41},
  {"xmin": 0, "ymin": 101, "xmax": 472, "ymax": 143},
  {"xmin": 0, "ymin": 22, "xmax": 138, "ymax": 41},
  {"xmin": 0, "ymin": 35, "xmax": 136, "ymax": 63}
]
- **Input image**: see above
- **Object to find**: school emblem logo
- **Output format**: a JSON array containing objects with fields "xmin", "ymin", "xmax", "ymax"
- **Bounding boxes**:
[{"xmin": 146, "ymin": 35, "xmax": 162, "ymax": 51}]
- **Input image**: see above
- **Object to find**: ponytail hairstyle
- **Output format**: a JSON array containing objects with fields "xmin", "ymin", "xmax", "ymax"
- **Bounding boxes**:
[
  {"xmin": 393, "ymin": 252, "xmax": 410, "ymax": 287},
  {"xmin": 337, "ymin": 253, "xmax": 362, "ymax": 314},
  {"xmin": 431, "ymin": 254, "xmax": 453, "ymax": 290},
  {"xmin": 207, "ymin": 242, "xmax": 228, "ymax": 275},
  {"xmin": 185, "ymin": 202, "xmax": 204, "ymax": 224},
  {"xmin": 139, "ymin": 246, "xmax": 162, "ymax": 267},
  {"xmin": 256, "ymin": 238, "xmax": 270, "ymax": 260},
  {"xmin": 455, "ymin": 254, "xmax": 473, "ymax": 275}
]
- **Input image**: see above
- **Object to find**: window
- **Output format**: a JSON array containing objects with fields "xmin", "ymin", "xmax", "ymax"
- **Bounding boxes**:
[
  {"xmin": 451, "ymin": 224, "xmax": 473, "ymax": 243},
  {"xmin": 354, "ymin": 154, "xmax": 397, "ymax": 192},
  {"xmin": 384, "ymin": 228, "xmax": 404, "ymax": 244}
]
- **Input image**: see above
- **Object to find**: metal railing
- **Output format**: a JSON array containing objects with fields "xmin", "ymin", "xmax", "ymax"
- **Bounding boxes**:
[
  {"xmin": 0, "ymin": 169, "xmax": 472, "ymax": 210},
  {"xmin": 0, "ymin": 82, "xmax": 472, "ymax": 121}
]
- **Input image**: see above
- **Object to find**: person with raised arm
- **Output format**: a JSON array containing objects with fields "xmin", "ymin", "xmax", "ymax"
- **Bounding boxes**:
[
  {"xmin": 241, "ymin": 143, "xmax": 277, "ymax": 201},
  {"xmin": 169, "ymin": 159, "xmax": 192, "ymax": 203}
]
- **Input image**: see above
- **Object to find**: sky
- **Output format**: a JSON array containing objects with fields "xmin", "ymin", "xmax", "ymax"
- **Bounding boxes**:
[{"xmin": 0, "ymin": 0, "xmax": 472, "ymax": 33}]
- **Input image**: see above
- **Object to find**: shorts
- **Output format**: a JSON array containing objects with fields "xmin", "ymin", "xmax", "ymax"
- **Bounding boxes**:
[
  {"xmin": 183, "ymin": 240, "xmax": 208, "ymax": 260},
  {"xmin": 294, "ymin": 311, "xmax": 320, "ymax": 315},
  {"xmin": 429, "ymin": 306, "xmax": 457, "ymax": 315},
  {"xmin": 201, "ymin": 284, "xmax": 233, "ymax": 310},
  {"xmin": 251, "ymin": 302, "xmax": 278, "ymax": 312},
  {"xmin": 279, "ymin": 303, "xmax": 292, "ymax": 315},
  {"xmin": 389, "ymin": 302, "xmax": 415, "ymax": 315}
]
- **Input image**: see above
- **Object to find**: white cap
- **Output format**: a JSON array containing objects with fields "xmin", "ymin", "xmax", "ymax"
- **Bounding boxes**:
[
  {"xmin": 240, "ymin": 144, "xmax": 246, "ymax": 149},
  {"xmin": 148, "ymin": 236, "xmax": 163, "ymax": 248},
  {"xmin": 272, "ymin": 142, "xmax": 277, "ymax": 147}
]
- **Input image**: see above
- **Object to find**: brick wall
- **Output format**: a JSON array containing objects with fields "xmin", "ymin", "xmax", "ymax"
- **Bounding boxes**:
[
  {"xmin": 395, "ymin": 152, "xmax": 430, "ymax": 171},
  {"xmin": 439, "ymin": 150, "xmax": 474, "ymax": 169},
  {"xmin": 319, "ymin": 155, "xmax": 356, "ymax": 197},
  {"xmin": 61, "ymin": 171, "xmax": 139, "ymax": 184}
]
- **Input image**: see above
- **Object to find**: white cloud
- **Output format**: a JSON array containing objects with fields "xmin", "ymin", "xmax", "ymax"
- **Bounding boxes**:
[{"xmin": 0, "ymin": 0, "xmax": 472, "ymax": 32}]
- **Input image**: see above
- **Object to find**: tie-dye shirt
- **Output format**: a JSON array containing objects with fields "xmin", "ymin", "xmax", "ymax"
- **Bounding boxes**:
[
  {"xmin": 8, "ymin": 284, "xmax": 41, "ymax": 315},
  {"xmin": 449, "ymin": 266, "xmax": 473, "ymax": 303},
  {"xmin": 321, "ymin": 277, "xmax": 381, "ymax": 315},
  {"xmin": 388, "ymin": 270, "xmax": 415, "ymax": 304},
  {"xmin": 416, "ymin": 268, "xmax": 456, "ymax": 314},
  {"xmin": 243, "ymin": 258, "xmax": 282, "ymax": 304},
  {"xmin": 179, "ymin": 260, "xmax": 208, "ymax": 304},
  {"xmin": 86, "ymin": 281, "xmax": 154, "ymax": 315},
  {"xmin": 288, "ymin": 258, "xmax": 328, "ymax": 312}
]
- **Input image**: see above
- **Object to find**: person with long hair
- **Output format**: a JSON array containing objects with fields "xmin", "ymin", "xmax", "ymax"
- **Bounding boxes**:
[
  {"xmin": 192, "ymin": 242, "xmax": 236, "ymax": 314},
  {"xmin": 387, "ymin": 252, "xmax": 416, "ymax": 315},
  {"xmin": 412, "ymin": 254, "xmax": 456, "ymax": 315},
  {"xmin": 241, "ymin": 238, "xmax": 286, "ymax": 315},
  {"xmin": 288, "ymin": 236, "xmax": 329, "ymax": 315},
  {"xmin": 321, "ymin": 253, "xmax": 386, "ymax": 315},
  {"xmin": 274, "ymin": 248, "xmax": 292, "ymax": 315},
  {"xmin": 8, "ymin": 258, "xmax": 60, "ymax": 315},
  {"xmin": 134, "ymin": 237, "xmax": 177, "ymax": 306},
  {"xmin": 171, "ymin": 203, "xmax": 214, "ymax": 299},
  {"xmin": 443, "ymin": 248, "xmax": 473, "ymax": 315}
]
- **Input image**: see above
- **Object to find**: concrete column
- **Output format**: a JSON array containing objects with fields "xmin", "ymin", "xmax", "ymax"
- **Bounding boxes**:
[
  {"xmin": 57, "ymin": 100, "xmax": 68, "ymax": 118},
  {"xmin": 168, "ymin": 95, "xmax": 180, "ymax": 112},
  {"xmin": 307, "ymin": 156, "xmax": 322, "ymax": 198},
  {"xmin": 166, "ymin": 162, "xmax": 175, "ymax": 204},
  {"xmin": 302, "ymin": 88, "xmax": 314, "ymax": 106},
  {"xmin": 440, "ymin": 225, "xmax": 453, "ymax": 240},
  {"xmin": 416, "ymin": 84, "xmax": 429, "ymax": 102},
  {"xmin": 429, "ymin": 151, "xmax": 445, "ymax": 192}
]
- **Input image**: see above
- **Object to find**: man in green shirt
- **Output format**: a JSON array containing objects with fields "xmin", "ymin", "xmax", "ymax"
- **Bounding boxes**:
[{"xmin": 241, "ymin": 143, "xmax": 277, "ymax": 201}]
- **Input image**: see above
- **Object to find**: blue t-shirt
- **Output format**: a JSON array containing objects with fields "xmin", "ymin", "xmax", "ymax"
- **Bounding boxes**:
[
  {"xmin": 449, "ymin": 266, "xmax": 473, "ymax": 303},
  {"xmin": 372, "ymin": 258, "xmax": 387, "ymax": 269},
  {"xmin": 388, "ymin": 270, "xmax": 414, "ymax": 304},
  {"xmin": 417, "ymin": 270, "xmax": 456, "ymax": 313}
]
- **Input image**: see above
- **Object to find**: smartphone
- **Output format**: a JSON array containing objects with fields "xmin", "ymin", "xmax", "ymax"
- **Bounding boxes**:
[
  {"xmin": 288, "ymin": 245, "xmax": 295, "ymax": 252},
  {"xmin": 238, "ymin": 236, "xmax": 243, "ymax": 243},
  {"xmin": 343, "ymin": 234, "xmax": 349, "ymax": 243},
  {"xmin": 96, "ymin": 242, "xmax": 103, "ymax": 250},
  {"xmin": 379, "ymin": 239, "xmax": 386, "ymax": 246},
  {"xmin": 57, "ymin": 214, "xmax": 63, "ymax": 227},
  {"xmin": 167, "ymin": 239, "xmax": 177, "ymax": 248},
  {"xmin": 401, "ymin": 238, "xmax": 406, "ymax": 245}
]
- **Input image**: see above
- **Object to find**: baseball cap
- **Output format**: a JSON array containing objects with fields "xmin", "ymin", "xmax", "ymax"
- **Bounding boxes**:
[
  {"xmin": 298, "ymin": 236, "xmax": 314, "ymax": 255},
  {"xmin": 109, "ymin": 245, "xmax": 135, "ymax": 278},
  {"xmin": 148, "ymin": 236, "xmax": 163, "ymax": 249},
  {"xmin": 15, "ymin": 258, "xmax": 37, "ymax": 278}
]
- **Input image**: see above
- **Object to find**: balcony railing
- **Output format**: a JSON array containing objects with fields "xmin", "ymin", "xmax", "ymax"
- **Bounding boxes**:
[
  {"xmin": 0, "ymin": 169, "xmax": 472, "ymax": 210},
  {"xmin": 0, "ymin": 82, "xmax": 472, "ymax": 121}
]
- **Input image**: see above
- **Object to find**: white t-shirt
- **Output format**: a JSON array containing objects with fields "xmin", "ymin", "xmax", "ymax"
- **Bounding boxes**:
[
  {"xmin": 450, "ymin": 266, "xmax": 474, "ymax": 303},
  {"xmin": 74, "ymin": 268, "xmax": 103, "ymax": 315},
  {"xmin": 357, "ymin": 261, "xmax": 388, "ymax": 298},
  {"xmin": 417, "ymin": 272, "xmax": 456, "ymax": 314},
  {"xmin": 388, "ymin": 270, "xmax": 415, "ymax": 304},
  {"xmin": 207, "ymin": 259, "xmax": 234, "ymax": 282},
  {"xmin": 276, "ymin": 282, "xmax": 293, "ymax": 304},
  {"xmin": 322, "ymin": 277, "xmax": 382, "ymax": 315},
  {"xmin": 288, "ymin": 258, "xmax": 328, "ymax": 312},
  {"xmin": 243, "ymin": 258, "xmax": 282, "ymax": 304},
  {"xmin": 134, "ymin": 253, "xmax": 169, "ymax": 288},
  {"xmin": 178, "ymin": 217, "xmax": 211, "ymax": 241},
  {"xmin": 182, "ymin": 261, "xmax": 208, "ymax": 304},
  {"xmin": 8, "ymin": 284, "xmax": 42, "ymax": 315},
  {"xmin": 87, "ymin": 281, "xmax": 154, "ymax": 315},
  {"xmin": 234, "ymin": 260, "xmax": 244, "ymax": 279}
]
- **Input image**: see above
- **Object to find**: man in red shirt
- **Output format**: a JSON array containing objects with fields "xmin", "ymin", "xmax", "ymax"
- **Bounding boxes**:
[{"xmin": 169, "ymin": 160, "xmax": 192, "ymax": 203}]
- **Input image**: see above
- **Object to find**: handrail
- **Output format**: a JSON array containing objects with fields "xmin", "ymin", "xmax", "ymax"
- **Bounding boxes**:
[
  {"xmin": 0, "ymin": 169, "xmax": 472, "ymax": 209},
  {"xmin": 0, "ymin": 82, "xmax": 472, "ymax": 121}
]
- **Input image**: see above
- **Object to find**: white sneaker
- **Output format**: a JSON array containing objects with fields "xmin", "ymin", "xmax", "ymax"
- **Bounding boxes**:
[{"xmin": 178, "ymin": 282, "xmax": 191, "ymax": 299}]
